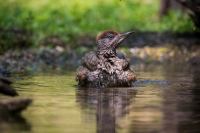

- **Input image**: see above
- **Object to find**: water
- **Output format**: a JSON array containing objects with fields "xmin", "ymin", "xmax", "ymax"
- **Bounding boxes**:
[{"xmin": 1, "ymin": 64, "xmax": 200, "ymax": 133}]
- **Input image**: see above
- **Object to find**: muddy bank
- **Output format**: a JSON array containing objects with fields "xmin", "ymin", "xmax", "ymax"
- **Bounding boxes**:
[
  {"xmin": 0, "ymin": 30, "xmax": 200, "ymax": 73},
  {"xmin": 0, "ymin": 44, "xmax": 199, "ymax": 75},
  {"xmin": 123, "ymin": 44, "xmax": 200, "ymax": 65},
  {"xmin": 80, "ymin": 31, "xmax": 200, "ymax": 47},
  {"xmin": 124, "ymin": 31, "xmax": 200, "ymax": 47},
  {"xmin": 1, "ymin": 28, "xmax": 200, "ymax": 50}
]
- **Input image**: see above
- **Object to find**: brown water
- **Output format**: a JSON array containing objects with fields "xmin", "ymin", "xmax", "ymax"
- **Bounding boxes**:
[{"xmin": 1, "ymin": 64, "xmax": 200, "ymax": 133}]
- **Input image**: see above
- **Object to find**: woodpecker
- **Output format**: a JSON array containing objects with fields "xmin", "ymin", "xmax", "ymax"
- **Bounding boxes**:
[{"xmin": 76, "ymin": 30, "xmax": 137, "ymax": 88}]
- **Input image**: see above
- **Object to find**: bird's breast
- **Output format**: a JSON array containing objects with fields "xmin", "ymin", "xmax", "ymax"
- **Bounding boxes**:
[{"xmin": 97, "ymin": 49, "xmax": 116, "ymax": 59}]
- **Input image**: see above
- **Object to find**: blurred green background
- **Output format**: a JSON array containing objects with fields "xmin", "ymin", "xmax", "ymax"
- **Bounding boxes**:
[{"xmin": 0, "ymin": 0, "xmax": 194, "ymax": 52}]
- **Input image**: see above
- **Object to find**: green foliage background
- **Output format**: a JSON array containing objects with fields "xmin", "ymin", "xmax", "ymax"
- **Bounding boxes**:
[{"xmin": 0, "ymin": 0, "xmax": 194, "ymax": 50}]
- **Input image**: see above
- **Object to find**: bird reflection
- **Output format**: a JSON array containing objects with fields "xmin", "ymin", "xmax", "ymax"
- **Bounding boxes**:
[
  {"xmin": 0, "ymin": 77, "xmax": 32, "ymax": 132},
  {"xmin": 0, "ymin": 112, "xmax": 32, "ymax": 132},
  {"xmin": 76, "ymin": 87, "xmax": 137, "ymax": 133}
]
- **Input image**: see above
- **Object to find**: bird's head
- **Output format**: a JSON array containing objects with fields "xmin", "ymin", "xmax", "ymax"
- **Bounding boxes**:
[{"xmin": 96, "ymin": 30, "xmax": 134, "ymax": 51}]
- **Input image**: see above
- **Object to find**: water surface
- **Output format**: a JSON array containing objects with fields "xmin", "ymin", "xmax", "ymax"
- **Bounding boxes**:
[{"xmin": 1, "ymin": 64, "xmax": 200, "ymax": 133}]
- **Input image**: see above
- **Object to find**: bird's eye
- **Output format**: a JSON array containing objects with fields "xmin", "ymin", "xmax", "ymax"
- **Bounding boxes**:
[{"xmin": 108, "ymin": 36, "xmax": 114, "ymax": 40}]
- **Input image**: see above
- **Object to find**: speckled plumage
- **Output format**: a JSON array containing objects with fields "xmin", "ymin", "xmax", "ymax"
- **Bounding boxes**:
[{"xmin": 76, "ymin": 30, "xmax": 137, "ymax": 88}]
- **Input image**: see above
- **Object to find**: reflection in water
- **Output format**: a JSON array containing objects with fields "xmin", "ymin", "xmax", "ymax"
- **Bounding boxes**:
[
  {"xmin": 76, "ymin": 66, "xmax": 200, "ymax": 133},
  {"xmin": 0, "ymin": 112, "xmax": 31, "ymax": 132},
  {"xmin": 160, "ymin": 65, "xmax": 200, "ymax": 133},
  {"xmin": 76, "ymin": 87, "xmax": 137, "ymax": 133},
  {"xmin": 3, "ymin": 64, "xmax": 199, "ymax": 133},
  {"xmin": 177, "ymin": 66, "xmax": 200, "ymax": 133}
]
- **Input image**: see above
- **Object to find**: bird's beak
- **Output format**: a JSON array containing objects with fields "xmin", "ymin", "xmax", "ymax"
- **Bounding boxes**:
[{"xmin": 110, "ymin": 31, "xmax": 134, "ymax": 47}]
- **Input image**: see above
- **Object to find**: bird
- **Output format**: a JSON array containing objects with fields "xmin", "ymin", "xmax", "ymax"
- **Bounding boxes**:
[
  {"xmin": 76, "ymin": 30, "xmax": 137, "ymax": 88},
  {"xmin": 0, "ymin": 77, "xmax": 18, "ymax": 96}
]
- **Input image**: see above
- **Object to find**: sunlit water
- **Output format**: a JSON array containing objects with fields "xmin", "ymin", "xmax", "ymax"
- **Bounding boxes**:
[{"xmin": 1, "ymin": 64, "xmax": 200, "ymax": 133}]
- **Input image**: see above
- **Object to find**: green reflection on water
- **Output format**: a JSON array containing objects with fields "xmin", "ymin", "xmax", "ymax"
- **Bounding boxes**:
[
  {"xmin": 13, "ymin": 69, "xmax": 163, "ymax": 133},
  {"xmin": 1, "ymin": 64, "xmax": 199, "ymax": 133},
  {"xmin": 16, "ymin": 71, "xmax": 96, "ymax": 133}
]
